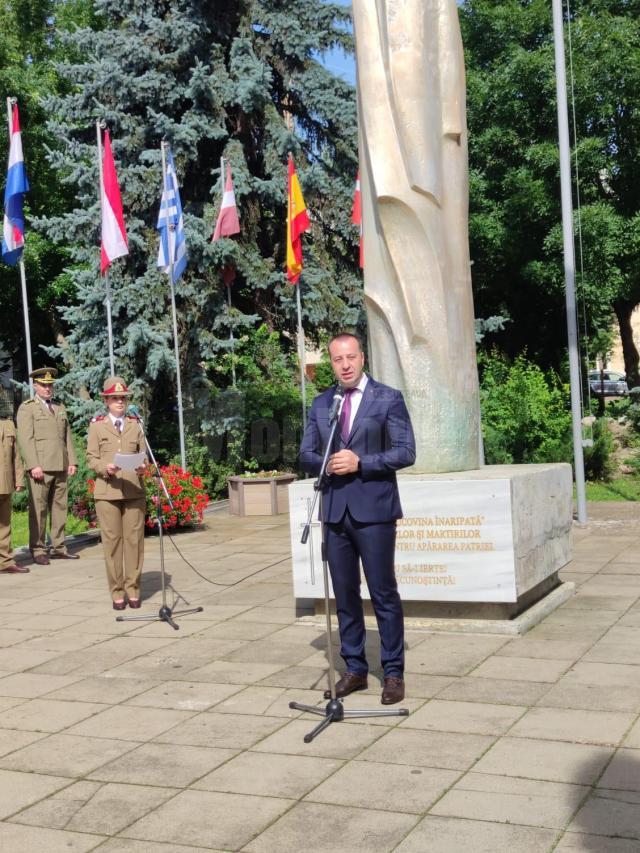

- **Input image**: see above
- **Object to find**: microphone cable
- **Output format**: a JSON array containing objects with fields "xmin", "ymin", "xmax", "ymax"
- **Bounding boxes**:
[
  {"xmin": 127, "ymin": 408, "xmax": 287, "ymax": 590},
  {"xmin": 163, "ymin": 524, "xmax": 290, "ymax": 589}
]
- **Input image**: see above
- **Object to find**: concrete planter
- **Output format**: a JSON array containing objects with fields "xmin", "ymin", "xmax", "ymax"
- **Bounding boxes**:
[{"xmin": 228, "ymin": 473, "xmax": 297, "ymax": 516}]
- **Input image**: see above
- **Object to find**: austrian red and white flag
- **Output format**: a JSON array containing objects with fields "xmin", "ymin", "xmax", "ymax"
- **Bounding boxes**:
[
  {"xmin": 352, "ymin": 171, "xmax": 363, "ymax": 269},
  {"xmin": 212, "ymin": 163, "xmax": 240, "ymax": 241},
  {"xmin": 100, "ymin": 130, "xmax": 128, "ymax": 275}
]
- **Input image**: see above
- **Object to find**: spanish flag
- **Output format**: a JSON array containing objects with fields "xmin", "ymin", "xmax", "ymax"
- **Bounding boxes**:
[{"xmin": 286, "ymin": 154, "xmax": 310, "ymax": 284}]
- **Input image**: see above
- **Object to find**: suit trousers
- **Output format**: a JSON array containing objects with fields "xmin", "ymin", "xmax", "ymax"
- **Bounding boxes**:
[
  {"xmin": 0, "ymin": 494, "xmax": 12, "ymax": 568},
  {"xmin": 28, "ymin": 471, "xmax": 68, "ymax": 555},
  {"xmin": 95, "ymin": 497, "xmax": 145, "ymax": 601},
  {"xmin": 325, "ymin": 510, "xmax": 404, "ymax": 678}
]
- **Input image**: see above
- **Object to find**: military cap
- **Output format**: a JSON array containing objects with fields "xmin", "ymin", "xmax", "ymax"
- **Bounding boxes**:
[
  {"xmin": 30, "ymin": 367, "xmax": 58, "ymax": 384},
  {"xmin": 101, "ymin": 376, "xmax": 132, "ymax": 397}
]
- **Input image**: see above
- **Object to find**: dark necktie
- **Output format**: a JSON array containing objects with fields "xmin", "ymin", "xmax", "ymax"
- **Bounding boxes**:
[
  {"xmin": 47, "ymin": 401, "xmax": 55, "ymax": 416},
  {"xmin": 114, "ymin": 419, "xmax": 122, "ymax": 434},
  {"xmin": 339, "ymin": 388, "xmax": 356, "ymax": 444}
]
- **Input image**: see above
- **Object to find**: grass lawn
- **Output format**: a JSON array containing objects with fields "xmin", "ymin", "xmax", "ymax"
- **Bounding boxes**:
[
  {"xmin": 583, "ymin": 478, "xmax": 640, "ymax": 502},
  {"xmin": 11, "ymin": 511, "xmax": 90, "ymax": 549}
]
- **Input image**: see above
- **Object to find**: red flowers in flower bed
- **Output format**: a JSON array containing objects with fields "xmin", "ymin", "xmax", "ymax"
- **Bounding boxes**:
[
  {"xmin": 76, "ymin": 467, "xmax": 209, "ymax": 531},
  {"xmin": 144, "ymin": 465, "xmax": 209, "ymax": 530}
]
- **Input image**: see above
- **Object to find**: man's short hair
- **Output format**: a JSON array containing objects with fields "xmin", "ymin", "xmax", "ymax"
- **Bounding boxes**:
[{"xmin": 328, "ymin": 332, "xmax": 365, "ymax": 353}]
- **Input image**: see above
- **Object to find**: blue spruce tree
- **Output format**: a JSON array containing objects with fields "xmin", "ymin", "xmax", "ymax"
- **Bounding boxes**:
[{"xmin": 39, "ymin": 0, "xmax": 361, "ymax": 474}]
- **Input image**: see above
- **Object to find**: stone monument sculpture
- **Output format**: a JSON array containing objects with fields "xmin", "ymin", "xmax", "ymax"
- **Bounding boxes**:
[
  {"xmin": 352, "ymin": 0, "xmax": 480, "ymax": 473},
  {"xmin": 288, "ymin": 0, "xmax": 573, "ymax": 629}
]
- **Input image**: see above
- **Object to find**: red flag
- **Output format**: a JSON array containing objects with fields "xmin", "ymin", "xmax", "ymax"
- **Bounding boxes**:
[
  {"xmin": 212, "ymin": 163, "xmax": 240, "ymax": 241},
  {"xmin": 286, "ymin": 154, "xmax": 310, "ymax": 284},
  {"xmin": 100, "ymin": 130, "xmax": 128, "ymax": 275},
  {"xmin": 352, "ymin": 170, "xmax": 363, "ymax": 269}
]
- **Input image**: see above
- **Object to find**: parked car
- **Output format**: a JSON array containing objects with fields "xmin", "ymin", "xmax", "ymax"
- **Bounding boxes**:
[{"xmin": 588, "ymin": 370, "xmax": 629, "ymax": 397}]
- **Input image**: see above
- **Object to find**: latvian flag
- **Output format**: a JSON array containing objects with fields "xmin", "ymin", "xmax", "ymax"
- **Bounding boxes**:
[
  {"xmin": 212, "ymin": 162, "xmax": 240, "ymax": 241},
  {"xmin": 2, "ymin": 103, "xmax": 29, "ymax": 266},
  {"xmin": 100, "ymin": 130, "xmax": 128, "ymax": 275}
]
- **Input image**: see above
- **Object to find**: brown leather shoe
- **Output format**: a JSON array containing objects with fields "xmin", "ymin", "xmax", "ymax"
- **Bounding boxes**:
[
  {"xmin": 381, "ymin": 676, "xmax": 405, "ymax": 705},
  {"xmin": 324, "ymin": 671, "xmax": 368, "ymax": 700},
  {"xmin": 32, "ymin": 555, "xmax": 50, "ymax": 566},
  {"xmin": 0, "ymin": 565, "xmax": 30, "ymax": 574},
  {"xmin": 50, "ymin": 552, "xmax": 80, "ymax": 560},
  {"xmin": 112, "ymin": 600, "xmax": 126, "ymax": 611},
  {"xmin": 127, "ymin": 598, "xmax": 141, "ymax": 609}
]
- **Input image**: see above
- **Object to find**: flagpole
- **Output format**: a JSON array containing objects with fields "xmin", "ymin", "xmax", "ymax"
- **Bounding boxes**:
[
  {"xmin": 6, "ymin": 98, "xmax": 33, "ymax": 389},
  {"xmin": 287, "ymin": 151, "xmax": 308, "ymax": 430},
  {"xmin": 96, "ymin": 120, "xmax": 115, "ymax": 375},
  {"xmin": 552, "ymin": 0, "xmax": 587, "ymax": 523},
  {"xmin": 295, "ymin": 280, "xmax": 307, "ymax": 430},
  {"xmin": 161, "ymin": 141, "xmax": 187, "ymax": 470},
  {"xmin": 221, "ymin": 156, "xmax": 237, "ymax": 387}
]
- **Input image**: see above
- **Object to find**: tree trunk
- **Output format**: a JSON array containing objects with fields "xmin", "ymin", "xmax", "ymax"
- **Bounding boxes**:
[{"xmin": 614, "ymin": 301, "xmax": 640, "ymax": 389}]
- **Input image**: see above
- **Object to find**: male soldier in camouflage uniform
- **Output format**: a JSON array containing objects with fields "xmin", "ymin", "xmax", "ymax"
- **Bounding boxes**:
[
  {"xmin": 0, "ymin": 386, "xmax": 28, "ymax": 574},
  {"xmin": 16, "ymin": 367, "xmax": 78, "ymax": 565}
]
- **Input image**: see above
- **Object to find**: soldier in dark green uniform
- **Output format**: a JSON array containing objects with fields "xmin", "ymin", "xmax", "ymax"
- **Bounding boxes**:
[{"xmin": 16, "ymin": 368, "xmax": 78, "ymax": 565}]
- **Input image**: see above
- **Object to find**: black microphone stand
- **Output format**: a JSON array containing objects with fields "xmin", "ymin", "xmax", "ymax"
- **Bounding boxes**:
[
  {"xmin": 289, "ymin": 391, "xmax": 409, "ymax": 742},
  {"xmin": 116, "ymin": 413, "xmax": 203, "ymax": 630}
]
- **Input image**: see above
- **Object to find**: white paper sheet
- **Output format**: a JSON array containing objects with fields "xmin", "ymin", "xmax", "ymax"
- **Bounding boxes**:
[{"xmin": 113, "ymin": 452, "xmax": 145, "ymax": 471}]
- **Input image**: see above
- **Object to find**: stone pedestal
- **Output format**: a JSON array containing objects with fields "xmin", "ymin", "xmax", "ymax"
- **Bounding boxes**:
[{"xmin": 289, "ymin": 464, "xmax": 573, "ymax": 632}]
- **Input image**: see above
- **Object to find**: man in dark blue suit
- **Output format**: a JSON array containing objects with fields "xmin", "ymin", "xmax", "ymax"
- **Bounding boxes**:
[{"xmin": 299, "ymin": 332, "xmax": 416, "ymax": 704}]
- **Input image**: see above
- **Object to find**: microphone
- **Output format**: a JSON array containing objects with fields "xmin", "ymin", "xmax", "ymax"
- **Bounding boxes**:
[
  {"xmin": 126, "ymin": 404, "xmax": 142, "ymax": 422},
  {"xmin": 328, "ymin": 386, "xmax": 345, "ymax": 425}
]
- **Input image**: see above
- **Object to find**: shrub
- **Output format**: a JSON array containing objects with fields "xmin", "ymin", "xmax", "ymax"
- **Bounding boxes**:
[
  {"xmin": 76, "ymin": 465, "xmax": 209, "ymax": 531},
  {"xmin": 143, "ymin": 464, "xmax": 209, "ymax": 531},
  {"xmin": 480, "ymin": 352, "xmax": 573, "ymax": 465},
  {"xmin": 583, "ymin": 418, "xmax": 615, "ymax": 482},
  {"xmin": 626, "ymin": 402, "xmax": 640, "ymax": 432},
  {"xmin": 68, "ymin": 436, "xmax": 98, "ymax": 525},
  {"xmin": 197, "ymin": 325, "xmax": 305, "ymax": 492}
]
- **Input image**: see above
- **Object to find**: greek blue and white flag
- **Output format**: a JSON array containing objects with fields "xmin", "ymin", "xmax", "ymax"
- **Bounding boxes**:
[{"xmin": 156, "ymin": 148, "xmax": 187, "ymax": 282}]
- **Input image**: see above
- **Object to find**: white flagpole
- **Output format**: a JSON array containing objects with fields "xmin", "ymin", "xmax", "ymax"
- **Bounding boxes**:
[
  {"xmin": 552, "ymin": 0, "xmax": 587, "ymax": 523},
  {"xmin": 96, "ymin": 120, "xmax": 115, "ymax": 375},
  {"xmin": 296, "ymin": 281, "xmax": 307, "ymax": 430},
  {"xmin": 221, "ymin": 156, "xmax": 237, "ymax": 387},
  {"xmin": 6, "ymin": 97, "xmax": 33, "ymax": 391},
  {"xmin": 287, "ymin": 150, "xmax": 307, "ymax": 430},
  {"xmin": 161, "ymin": 141, "xmax": 186, "ymax": 470}
]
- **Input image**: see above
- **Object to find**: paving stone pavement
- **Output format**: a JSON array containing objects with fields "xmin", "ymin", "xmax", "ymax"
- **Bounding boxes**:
[{"xmin": 0, "ymin": 502, "xmax": 638, "ymax": 852}]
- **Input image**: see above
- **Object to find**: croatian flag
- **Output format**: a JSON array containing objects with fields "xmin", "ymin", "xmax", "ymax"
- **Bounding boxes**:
[
  {"xmin": 100, "ymin": 130, "xmax": 128, "ymax": 274},
  {"xmin": 212, "ymin": 163, "xmax": 240, "ymax": 241},
  {"xmin": 157, "ymin": 148, "xmax": 187, "ymax": 282},
  {"xmin": 2, "ymin": 103, "xmax": 30, "ymax": 266}
]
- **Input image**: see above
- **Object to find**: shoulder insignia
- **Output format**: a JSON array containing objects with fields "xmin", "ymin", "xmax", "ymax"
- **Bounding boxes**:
[
  {"xmin": 126, "ymin": 414, "xmax": 139, "ymax": 421},
  {"xmin": 90, "ymin": 414, "xmax": 107, "ymax": 423}
]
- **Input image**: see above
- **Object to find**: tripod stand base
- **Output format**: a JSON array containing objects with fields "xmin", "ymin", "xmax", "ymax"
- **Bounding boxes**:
[
  {"xmin": 289, "ymin": 698, "xmax": 409, "ymax": 743},
  {"xmin": 116, "ymin": 605, "xmax": 204, "ymax": 630}
]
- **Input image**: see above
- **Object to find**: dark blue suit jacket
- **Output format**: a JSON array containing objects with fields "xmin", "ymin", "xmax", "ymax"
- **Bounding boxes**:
[{"xmin": 299, "ymin": 377, "xmax": 416, "ymax": 523}]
